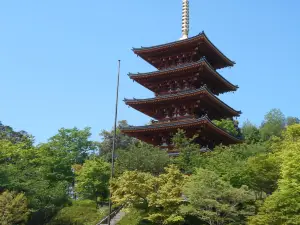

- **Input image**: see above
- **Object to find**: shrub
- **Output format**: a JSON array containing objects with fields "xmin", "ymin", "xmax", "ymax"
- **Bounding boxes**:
[{"xmin": 49, "ymin": 200, "xmax": 108, "ymax": 225}]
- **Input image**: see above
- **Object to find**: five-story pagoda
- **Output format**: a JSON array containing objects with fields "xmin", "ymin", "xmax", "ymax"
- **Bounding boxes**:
[{"xmin": 121, "ymin": 0, "xmax": 242, "ymax": 152}]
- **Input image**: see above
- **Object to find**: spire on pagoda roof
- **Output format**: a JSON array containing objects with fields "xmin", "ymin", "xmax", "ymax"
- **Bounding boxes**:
[{"xmin": 180, "ymin": 0, "xmax": 189, "ymax": 40}]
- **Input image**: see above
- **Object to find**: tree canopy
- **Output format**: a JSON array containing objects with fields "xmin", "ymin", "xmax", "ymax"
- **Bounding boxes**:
[{"xmin": 1, "ymin": 108, "xmax": 300, "ymax": 225}]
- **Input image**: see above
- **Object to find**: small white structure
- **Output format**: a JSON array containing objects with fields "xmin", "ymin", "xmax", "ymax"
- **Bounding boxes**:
[{"xmin": 180, "ymin": 0, "xmax": 190, "ymax": 40}]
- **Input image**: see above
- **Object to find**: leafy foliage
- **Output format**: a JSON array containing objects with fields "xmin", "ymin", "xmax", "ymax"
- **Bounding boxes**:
[
  {"xmin": 0, "ymin": 190, "xmax": 29, "ymax": 225},
  {"xmin": 171, "ymin": 130, "xmax": 202, "ymax": 174},
  {"xmin": 2, "ymin": 110, "xmax": 300, "ymax": 225},
  {"xmin": 48, "ymin": 200, "xmax": 108, "ymax": 225},
  {"xmin": 115, "ymin": 142, "xmax": 170, "ymax": 175},
  {"xmin": 260, "ymin": 109, "xmax": 285, "ymax": 141},
  {"xmin": 0, "ymin": 126, "xmax": 97, "ymax": 224},
  {"xmin": 46, "ymin": 127, "xmax": 97, "ymax": 164},
  {"xmin": 75, "ymin": 157, "xmax": 110, "ymax": 204},
  {"xmin": 196, "ymin": 144, "xmax": 268, "ymax": 188},
  {"xmin": 111, "ymin": 165, "xmax": 186, "ymax": 225},
  {"xmin": 181, "ymin": 169, "xmax": 255, "ymax": 225},
  {"xmin": 244, "ymin": 153, "xmax": 280, "ymax": 197},
  {"xmin": 0, "ymin": 140, "xmax": 70, "ymax": 224},
  {"xmin": 0, "ymin": 121, "xmax": 34, "ymax": 147},
  {"xmin": 111, "ymin": 170, "xmax": 155, "ymax": 209},
  {"xmin": 249, "ymin": 124, "xmax": 300, "ymax": 224},
  {"xmin": 117, "ymin": 208, "xmax": 149, "ymax": 225},
  {"xmin": 286, "ymin": 116, "xmax": 300, "ymax": 126},
  {"xmin": 146, "ymin": 165, "xmax": 186, "ymax": 225},
  {"xmin": 212, "ymin": 119, "xmax": 239, "ymax": 136},
  {"xmin": 241, "ymin": 120, "xmax": 261, "ymax": 144},
  {"xmin": 99, "ymin": 120, "xmax": 137, "ymax": 159}
]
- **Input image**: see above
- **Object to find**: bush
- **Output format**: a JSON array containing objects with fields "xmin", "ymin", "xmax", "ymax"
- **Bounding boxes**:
[
  {"xmin": 49, "ymin": 200, "xmax": 108, "ymax": 225},
  {"xmin": 0, "ymin": 190, "xmax": 29, "ymax": 225},
  {"xmin": 117, "ymin": 208, "xmax": 152, "ymax": 225}
]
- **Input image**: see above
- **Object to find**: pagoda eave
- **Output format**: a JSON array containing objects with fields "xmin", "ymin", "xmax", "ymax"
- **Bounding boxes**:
[
  {"xmin": 121, "ymin": 116, "xmax": 242, "ymax": 146},
  {"xmin": 128, "ymin": 58, "xmax": 238, "ymax": 94},
  {"xmin": 132, "ymin": 32, "xmax": 235, "ymax": 70},
  {"xmin": 124, "ymin": 87, "xmax": 241, "ymax": 119}
]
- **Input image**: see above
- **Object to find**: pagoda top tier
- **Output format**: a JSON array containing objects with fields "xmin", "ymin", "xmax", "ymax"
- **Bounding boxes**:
[{"xmin": 133, "ymin": 32, "xmax": 235, "ymax": 70}]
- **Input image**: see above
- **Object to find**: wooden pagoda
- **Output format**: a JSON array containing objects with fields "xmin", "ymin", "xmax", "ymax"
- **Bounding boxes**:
[{"xmin": 121, "ymin": 0, "xmax": 242, "ymax": 153}]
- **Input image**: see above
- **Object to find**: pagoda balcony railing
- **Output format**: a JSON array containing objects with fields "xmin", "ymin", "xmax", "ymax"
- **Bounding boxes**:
[
  {"xmin": 155, "ymin": 86, "xmax": 196, "ymax": 96},
  {"xmin": 150, "ymin": 115, "xmax": 199, "ymax": 125}
]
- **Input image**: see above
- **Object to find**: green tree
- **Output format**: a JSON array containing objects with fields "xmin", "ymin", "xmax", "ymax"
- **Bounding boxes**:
[
  {"xmin": 244, "ymin": 153, "xmax": 280, "ymax": 198},
  {"xmin": 286, "ymin": 116, "xmax": 300, "ymax": 126},
  {"xmin": 47, "ymin": 127, "xmax": 97, "ymax": 164},
  {"xmin": 111, "ymin": 170, "xmax": 155, "ymax": 209},
  {"xmin": 181, "ymin": 169, "xmax": 255, "ymax": 225},
  {"xmin": 49, "ymin": 200, "xmax": 108, "ymax": 225},
  {"xmin": 111, "ymin": 165, "xmax": 186, "ymax": 225},
  {"xmin": 0, "ymin": 140, "xmax": 70, "ymax": 224},
  {"xmin": 100, "ymin": 120, "xmax": 137, "ymax": 154},
  {"xmin": 241, "ymin": 120, "xmax": 260, "ymax": 144},
  {"xmin": 171, "ymin": 130, "xmax": 202, "ymax": 174},
  {"xmin": 75, "ymin": 158, "xmax": 110, "ymax": 205},
  {"xmin": 147, "ymin": 165, "xmax": 186, "ymax": 225},
  {"xmin": 198, "ymin": 144, "xmax": 268, "ymax": 188},
  {"xmin": 249, "ymin": 124, "xmax": 300, "ymax": 225},
  {"xmin": 260, "ymin": 109, "xmax": 285, "ymax": 141},
  {"xmin": 115, "ymin": 142, "xmax": 169, "ymax": 175},
  {"xmin": 38, "ymin": 127, "xmax": 98, "ymax": 203},
  {"xmin": 0, "ymin": 121, "xmax": 34, "ymax": 147},
  {"xmin": 99, "ymin": 120, "xmax": 137, "ymax": 158},
  {"xmin": 213, "ymin": 119, "xmax": 239, "ymax": 136},
  {"xmin": 0, "ymin": 191, "xmax": 29, "ymax": 225}
]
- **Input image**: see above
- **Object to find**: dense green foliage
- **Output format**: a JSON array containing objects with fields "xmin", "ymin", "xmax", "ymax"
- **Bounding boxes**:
[
  {"xmin": 115, "ymin": 142, "xmax": 170, "ymax": 175},
  {"xmin": 181, "ymin": 169, "xmax": 255, "ymax": 225},
  {"xmin": 111, "ymin": 165, "xmax": 186, "ymax": 225},
  {"xmin": 117, "ymin": 208, "xmax": 148, "ymax": 225},
  {"xmin": 0, "ymin": 121, "xmax": 34, "ymax": 147},
  {"xmin": 241, "ymin": 120, "xmax": 261, "ymax": 144},
  {"xmin": 260, "ymin": 109, "xmax": 286, "ymax": 141},
  {"xmin": 1, "ymin": 108, "xmax": 300, "ymax": 225},
  {"xmin": 49, "ymin": 200, "xmax": 108, "ymax": 225},
  {"xmin": 0, "ymin": 190, "xmax": 29, "ymax": 225},
  {"xmin": 75, "ymin": 158, "xmax": 110, "ymax": 204},
  {"xmin": 99, "ymin": 120, "xmax": 137, "ymax": 159},
  {"xmin": 249, "ymin": 124, "xmax": 300, "ymax": 224},
  {"xmin": 0, "ymin": 125, "xmax": 101, "ymax": 225},
  {"xmin": 212, "ymin": 119, "xmax": 239, "ymax": 136}
]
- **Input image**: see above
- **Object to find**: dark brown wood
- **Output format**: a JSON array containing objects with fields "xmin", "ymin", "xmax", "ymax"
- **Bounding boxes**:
[{"xmin": 122, "ymin": 32, "xmax": 241, "ymax": 151}]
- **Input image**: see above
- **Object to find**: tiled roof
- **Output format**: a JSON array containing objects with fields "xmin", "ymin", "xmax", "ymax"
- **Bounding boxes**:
[
  {"xmin": 121, "ymin": 116, "xmax": 242, "ymax": 142},
  {"xmin": 128, "ymin": 57, "xmax": 238, "ymax": 90},
  {"xmin": 132, "ymin": 31, "xmax": 235, "ymax": 66},
  {"xmin": 124, "ymin": 86, "xmax": 241, "ymax": 116}
]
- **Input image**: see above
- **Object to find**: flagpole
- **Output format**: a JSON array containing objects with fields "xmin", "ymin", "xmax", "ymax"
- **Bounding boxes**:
[{"xmin": 108, "ymin": 60, "xmax": 121, "ymax": 225}]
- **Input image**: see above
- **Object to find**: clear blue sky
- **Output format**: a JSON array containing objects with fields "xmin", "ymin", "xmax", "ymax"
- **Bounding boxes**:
[{"xmin": 1, "ymin": 0, "xmax": 299, "ymax": 144}]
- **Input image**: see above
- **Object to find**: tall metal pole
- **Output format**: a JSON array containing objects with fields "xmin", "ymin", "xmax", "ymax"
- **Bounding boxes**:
[{"xmin": 108, "ymin": 60, "xmax": 121, "ymax": 225}]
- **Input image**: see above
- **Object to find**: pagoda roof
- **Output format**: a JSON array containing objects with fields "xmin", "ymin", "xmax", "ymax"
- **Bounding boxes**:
[
  {"xmin": 132, "ymin": 32, "xmax": 235, "ymax": 70},
  {"xmin": 128, "ymin": 57, "xmax": 238, "ymax": 94},
  {"xmin": 121, "ymin": 116, "xmax": 242, "ymax": 145},
  {"xmin": 124, "ymin": 86, "xmax": 241, "ymax": 120}
]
